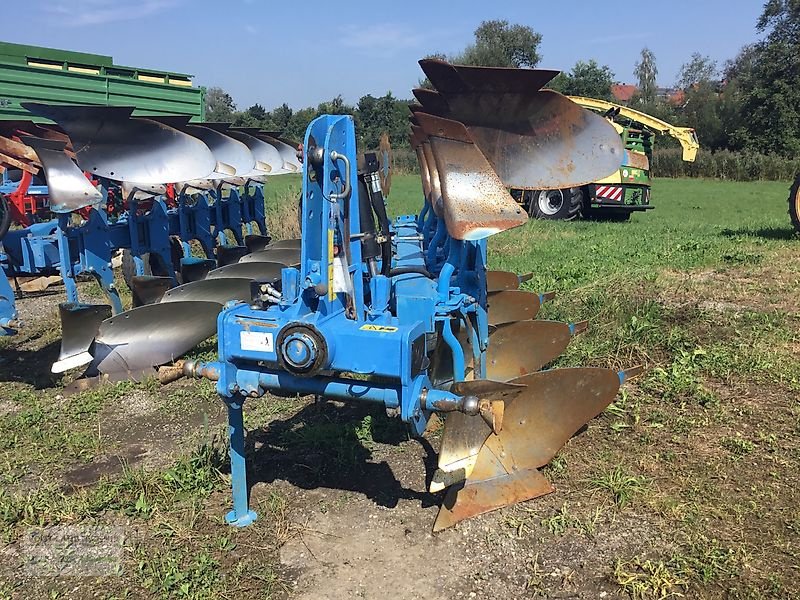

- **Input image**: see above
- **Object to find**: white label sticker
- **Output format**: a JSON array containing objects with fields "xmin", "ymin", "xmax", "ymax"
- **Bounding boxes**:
[{"xmin": 240, "ymin": 331, "xmax": 274, "ymax": 352}]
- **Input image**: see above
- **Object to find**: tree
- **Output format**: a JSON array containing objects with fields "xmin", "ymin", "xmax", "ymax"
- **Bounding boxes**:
[
  {"xmin": 549, "ymin": 60, "xmax": 615, "ymax": 99},
  {"xmin": 633, "ymin": 47, "xmax": 658, "ymax": 104},
  {"xmin": 246, "ymin": 103, "xmax": 268, "ymax": 122},
  {"xmin": 457, "ymin": 20, "xmax": 542, "ymax": 68},
  {"xmin": 728, "ymin": 0, "xmax": 800, "ymax": 155},
  {"xmin": 270, "ymin": 103, "xmax": 293, "ymax": 132},
  {"xmin": 205, "ymin": 87, "xmax": 236, "ymax": 122},
  {"xmin": 677, "ymin": 53, "xmax": 719, "ymax": 89},
  {"xmin": 355, "ymin": 92, "xmax": 411, "ymax": 149}
]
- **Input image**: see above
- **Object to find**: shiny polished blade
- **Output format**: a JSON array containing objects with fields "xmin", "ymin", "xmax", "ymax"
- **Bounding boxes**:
[
  {"xmin": 25, "ymin": 137, "xmax": 102, "ymax": 213},
  {"xmin": 256, "ymin": 133, "xmax": 302, "ymax": 172},
  {"xmin": 120, "ymin": 181, "xmax": 167, "ymax": 200},
  {"xmin": 416, "ymin": 112, "xmax": 526, "ymax": 240},
  {"xmin": 205, "ymin": 261, "xmax": 285, "ymax": 281},
  {"xmin": 226, "ymin": 130, "xmax": 284, "ymax": 175},
  {"xmin": 185, "ymin": 124, "xmax": 256, "ymax": 176},
  {"xmin": 244, "ymin": 234, "xmax": 271, "ymax": 253},
  {"xmin": 161, "ymin": 277, "xmax": 253, "ymax": 304},
  {"xmin": 216, "ymin": 245, "xmax": 250, "ymax": 267},
  {"xmin": 91, "ymin": 300, "xmax": 222, "ymax": 376},
  {"xmin": 238, "ymin": 248, "xmax": 301, "ymax": 266},
  {"xmin": 181, "ymin": 259, "xmax": 215, "ymax": 283},
  {"xmin": 52, "ymin": 303, "xmax": 112, "ymax": 374},
  {"xmin": 417, "ymin": 59, "xmax": 623, "ymax": 190},
  {"xmin": 130, "ymin": 275, "xmax": 172, "ymax": 307},
  {"xmin": 486, "ymin": 320, "xmax": 575, "ymax": 382},
  {"xmin": 266, "ymin": 238, "xmax": 302, "ymax": 250},
  {"xmin": 21, "ymin": 104, "xmax": 217, "ymax": 184},
  {"xmin": 488, "ymin": 290, "xmax": 542, "ymax": 326}
]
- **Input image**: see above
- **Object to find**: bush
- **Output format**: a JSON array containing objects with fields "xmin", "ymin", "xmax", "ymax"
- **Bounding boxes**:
[{"xmin": 653, "ymin": 148, "xmax": 800, "ymax": 181}]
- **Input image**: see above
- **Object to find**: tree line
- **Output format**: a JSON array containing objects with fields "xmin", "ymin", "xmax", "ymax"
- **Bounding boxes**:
[{"xmin": 206, "ymin": 1, "xmax": 800, "ymax": 159}]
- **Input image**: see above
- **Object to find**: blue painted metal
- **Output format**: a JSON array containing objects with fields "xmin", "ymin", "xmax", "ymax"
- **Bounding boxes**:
[
  {"xmin": 0, "ymin": 179, "xmax": 271, "ymax": 322},
  {"xmin": 0, "ymin": 268, "xmax": 17, "ymax": 335},
  {"xmin": 186, "ymin": 114, "xmax": 499, "ymax": 526}
]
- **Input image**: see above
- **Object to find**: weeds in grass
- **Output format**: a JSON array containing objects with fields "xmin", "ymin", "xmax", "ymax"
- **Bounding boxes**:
[
  {"xmin": 136, "ymin": 544, "xmax": 221, "ymax": 600},
  {"xmin": 614, "ymin": 536, "xmax": 741, "ymax": 598},
  {"xmin": 721, "ymin": 435, "xmax": 756, "ymax": 458},
  {"xmin": 590, "ymin": 467, "xmax": 646, "ymax": 508},
  {"xmin": 0, "ymin": 440, "xmax": 227, "ymax": 539},
  {"xmin": 541, "ymin": 502, "xmax": 603, "ymax": 537},
  {"xmin": 614, "ymin": 557, "xmax": 688, "ymax": 599}
]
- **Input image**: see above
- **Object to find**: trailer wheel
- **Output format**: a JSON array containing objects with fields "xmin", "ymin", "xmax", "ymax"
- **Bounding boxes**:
[
  {"xmin": 789, "ymin": 173, "xmax": 800, "ymax": 233},
  {"xmin": 529, "ymin": 187, "xmax": 583, "ymax": 221}
]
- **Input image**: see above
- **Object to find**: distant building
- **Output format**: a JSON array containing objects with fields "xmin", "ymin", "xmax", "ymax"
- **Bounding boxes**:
[
  {"xmin": 611, "ymin": 83, "xmax": 686, "ymax": 106},
  {"xmin": 611, "ymin": 83, "xmax": 637, "ymax": 103}
]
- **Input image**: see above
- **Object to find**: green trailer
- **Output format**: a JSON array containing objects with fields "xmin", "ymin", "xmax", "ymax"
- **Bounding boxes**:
[{"xmin": 0, "ymin": 41, "xmax": 204, "ymax": 122}]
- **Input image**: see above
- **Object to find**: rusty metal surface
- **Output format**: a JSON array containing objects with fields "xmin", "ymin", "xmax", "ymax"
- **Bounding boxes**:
[
  {"xmin": 433, "ymin": 366, "xmax": 621, "ymax": 530},
  {"xmin": 420, "ymin": 59, "xmax": 559, "ymax": 95},
  {"xmin": 161, "ymin": 277, "xmax": 253, "ymax": 305},
  {"xmin": 433, "ymin": 466, "xmax": 554, "ymax": 531},
  {"xmin": 238, "ymin": 247, "xmax": 301, "ymax": 266},
  {"xmin": 487, "ymin": 290, "xmax": 542, "ymax": 326},
  {"xmin": 379, "ymin": 132, "xmax": 392, "ymax": 197},
  {"xmin": 486, "ymin": 320, "xmax": 574, "ymax": 381},
  {"xmin": 420, "ymin": 142, "xmax": 442, "ymax": 217},
  {"xmin": 416, "ymin": 112, "xmax": 527, "ymax": 240},
  {"xmin": 493, "ymin": 367, "xmax": 621, "ymax": 470},
  {"xmin": 416, "ymin": 60, "xmax": 624, "ymax": 190},
  {"xmin": 486, "ymin": 270, "xmax": 522, "ymax": 292},
  {"xmin": 21, "ymin": 104, "xmax": 217, "ymax": 184},
  {"xmin": 205, "ymin": 261, "xmax": 285, "ymax": 281},
  {"xmin": 90, "ymin": 301, "xmax": 222, "ymax": 376},
  {"xmin": 432, "ymin": 379, "xmax": 525, "ymax": 492},
  {"xmin": 412, "ymin": 88, "xmax": 451, "ymax": 115}
]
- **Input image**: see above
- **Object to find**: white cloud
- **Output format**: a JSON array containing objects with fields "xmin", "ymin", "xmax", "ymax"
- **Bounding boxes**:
[
  {"xmin": 244, "ymin": 24, "xmax": 258, "ymax": 34},
  {"xmin": 41, "ymin": 0, "xmax": 180, "ymax": 27},
  {"xmin": 339, "ymin": 23, "xmax": 424, "ymax": 54}
]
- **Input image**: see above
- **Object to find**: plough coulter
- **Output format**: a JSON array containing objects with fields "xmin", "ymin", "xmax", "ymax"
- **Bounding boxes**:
[{"xmin": 3, "ymin": 57, "xmax": 641, "ymax": 530}]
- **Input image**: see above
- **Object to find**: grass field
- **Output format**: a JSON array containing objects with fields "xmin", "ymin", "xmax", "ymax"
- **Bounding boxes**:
[{"xmin": 0, "ymin": 176, "xmax": 798, "ymax": 599}]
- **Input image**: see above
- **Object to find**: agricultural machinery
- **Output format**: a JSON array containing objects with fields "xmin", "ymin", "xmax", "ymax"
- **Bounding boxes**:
[
  {"xmin": 502, "ymin": 95, "xmax": 699, "ymax": 221},
  {"xmin": 5, "ymin": 56, "xmax": 641, "ymax": 530},
  {"xmin": 0, "ymin": 114, "xmax": 301, "ymax": 347}
]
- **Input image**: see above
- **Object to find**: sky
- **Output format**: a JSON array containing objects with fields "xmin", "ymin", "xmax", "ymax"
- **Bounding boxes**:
[{"xmin": 4, "ymin": 0, "xmax": 766, "ymax": 111}]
